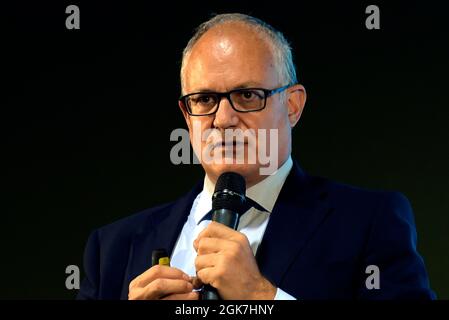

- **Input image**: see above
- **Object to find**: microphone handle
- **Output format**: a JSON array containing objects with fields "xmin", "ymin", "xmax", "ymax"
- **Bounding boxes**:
[
  {"xmin": 201, "ymin": 209, "xmax": 240, "ymax": 300},
  {"xmin": 212, "ymin": 208, "xmax": 240, "ymax": 230},
  {"xmin": 201, "ymin": 284, "xmax": 220, "ymax": 300}
]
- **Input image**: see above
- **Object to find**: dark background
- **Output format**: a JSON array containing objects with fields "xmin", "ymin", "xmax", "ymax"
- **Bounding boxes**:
[{"xmin": 2, "ymin": 0, "xmax": 448, "ymax": 299}]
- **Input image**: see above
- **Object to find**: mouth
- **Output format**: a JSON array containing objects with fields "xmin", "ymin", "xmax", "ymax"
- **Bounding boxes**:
[{"xmin": 211, "ymin": 140, "xmax": 246, "ymax": 150}]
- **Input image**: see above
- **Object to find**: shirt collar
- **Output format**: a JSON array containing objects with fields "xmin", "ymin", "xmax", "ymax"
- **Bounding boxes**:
[{"xmin": 200, "ymin": 156, "xmax": 293, "ymax": 218}]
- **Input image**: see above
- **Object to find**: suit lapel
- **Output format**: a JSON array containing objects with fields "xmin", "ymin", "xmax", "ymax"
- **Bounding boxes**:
[
  {"xmin": 256, "ymin": 161, "xmax": 333, "ymax": 287},
  {"xmin": 120, "ymin": 182, "xmax": 202, "ymax": 298}
]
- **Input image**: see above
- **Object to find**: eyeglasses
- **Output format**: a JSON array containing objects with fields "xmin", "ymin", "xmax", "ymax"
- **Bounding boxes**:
[{"xmin": 179, "ymin": 85, "xmax": 291, "ymax": 116}]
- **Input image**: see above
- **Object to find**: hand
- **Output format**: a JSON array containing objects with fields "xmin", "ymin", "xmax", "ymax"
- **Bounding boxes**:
[
  {"xmin": 128, "ymin": 265, "xmax": 200, "ymax": 300},
  {"xmin": 193, "ymin": 221, "xmax": 277, "ymax": 300}
]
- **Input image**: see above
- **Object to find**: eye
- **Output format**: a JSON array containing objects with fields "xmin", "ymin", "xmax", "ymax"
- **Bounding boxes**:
[
  {"xmin": 198, "ymin": 95, "xmax": 211, "ymax": 103},
  {"xmin": 191, "ymin": 94, "xmax": 216, "ymax": 105},
  {"xmin": 238, "ymin": 90, "xmax": 263, "ymax": 100},
  {"xmin": 243, "ymin": 91, "xmax": 254, "ymax": 99}
]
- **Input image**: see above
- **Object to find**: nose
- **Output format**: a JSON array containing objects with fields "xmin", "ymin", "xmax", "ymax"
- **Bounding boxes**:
[{"xmin": 213, "ymin": 96, "xmax": 239, "ymax": 129}]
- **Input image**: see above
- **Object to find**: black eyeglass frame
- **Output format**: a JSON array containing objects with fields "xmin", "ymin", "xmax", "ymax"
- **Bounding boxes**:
[{"xmin": 179, "ymin": 84, "xmax": 292, "ymax": 116}]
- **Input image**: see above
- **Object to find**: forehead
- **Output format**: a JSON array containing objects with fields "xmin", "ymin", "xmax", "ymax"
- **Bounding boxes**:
[{"xmin": 184, "ymin": 23, "xmax": 279, "ymax": 91}]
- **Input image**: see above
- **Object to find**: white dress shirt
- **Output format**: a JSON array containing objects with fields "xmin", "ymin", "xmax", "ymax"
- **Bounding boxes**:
[{"xmin": 170, "ymin": 156, "xmax": 296, "ymax": 300}]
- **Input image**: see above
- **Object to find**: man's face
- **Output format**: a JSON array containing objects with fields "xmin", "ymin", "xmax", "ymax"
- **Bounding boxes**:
[{"xmin": 180, "ymin": 23, "xmax": 305, "ymax": 186}]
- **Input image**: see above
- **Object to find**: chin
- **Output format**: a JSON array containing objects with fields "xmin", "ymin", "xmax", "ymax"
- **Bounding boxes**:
[{"xmin": 203, "ymin": 162, "xmax": 261, "ymax": 184}]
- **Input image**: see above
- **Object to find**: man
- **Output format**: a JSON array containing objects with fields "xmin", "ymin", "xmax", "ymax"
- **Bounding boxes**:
[{"xmin": 77, "ymin": 13, "xmax": 434, "ymax": 300}]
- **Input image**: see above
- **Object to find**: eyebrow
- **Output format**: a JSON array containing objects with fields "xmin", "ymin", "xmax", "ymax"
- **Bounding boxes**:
[{"xmin": 191, "ymin": 82, "xmax": 264, "ymax": 93}]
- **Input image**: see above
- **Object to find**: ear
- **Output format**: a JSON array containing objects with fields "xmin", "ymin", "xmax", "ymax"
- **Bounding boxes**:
[
  {"xmin": 286, "ymin": 84, "xmax": 307, "ymax": 128},
  {"xmin": 178, "ymin": 100, "xmax": 192, "ymax": 131}
]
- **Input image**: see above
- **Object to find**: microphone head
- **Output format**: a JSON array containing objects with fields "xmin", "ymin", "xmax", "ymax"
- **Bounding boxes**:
[{"xmin": 212, "ymin": 172, "xmax": 246, "ymax": 213}]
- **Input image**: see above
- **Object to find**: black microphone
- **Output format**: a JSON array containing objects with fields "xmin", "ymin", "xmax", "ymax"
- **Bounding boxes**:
[{"xmin": 201, "ymin": 172, "xmax": 247, "ymax": 300}]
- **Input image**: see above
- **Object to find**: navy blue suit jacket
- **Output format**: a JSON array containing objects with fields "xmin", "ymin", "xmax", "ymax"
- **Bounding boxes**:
[{"xmin": 77, "ymin": 161, "xmax": 434, "ymax": 299}]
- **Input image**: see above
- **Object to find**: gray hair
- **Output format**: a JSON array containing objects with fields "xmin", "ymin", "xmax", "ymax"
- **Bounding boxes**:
[{"xmin": 180, "ymin": 13, "xmax": 298, "ymax": 94}]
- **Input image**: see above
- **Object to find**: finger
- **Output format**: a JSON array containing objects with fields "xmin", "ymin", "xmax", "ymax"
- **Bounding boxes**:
[
  {"xmin": 191, "ymin": 276, "xmax": 204, "ymax": 289},
  {"xmin": 195, "ymin": 237, "xmax": 232, "ymax": 254},
  {"xmin": 130, "ymin": 265, "xmax": 190, "ymax": 289},
  {"xmin": 195, "ymin": 253, "xmax": 218, "ymax": 272},
  {"xmin": 133, "ymin": 278, "xmax": 193, "ymax": 300},
  {"xmin": 196, "ymin": 267, "xmax": 216, "ymax": 287},
  {"xmin": 161, "ymin": 291, "xmax": 199, "ymax": 300},
  {"xmin": 196, "ymin": 221, "xmax": 243, "ymax": 242}
]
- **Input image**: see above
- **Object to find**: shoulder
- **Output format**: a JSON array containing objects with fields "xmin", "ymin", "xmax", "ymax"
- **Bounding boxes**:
[
  {"xmin": 319, "ymin": 176, "xmax": 411, "ymax": 208},
  {"xmin": 305, "ymin": 174, "xmax": 414, "ymax": 224},
  {"xmin": 90, "ymin": 181, "xmax": 201, "ymax": 244},
  {"xmin": 95, "ymin": 201, "xmax": 174, "ymax": 241}
]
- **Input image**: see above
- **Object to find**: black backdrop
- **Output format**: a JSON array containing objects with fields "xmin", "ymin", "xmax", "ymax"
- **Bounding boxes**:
[{"xmin": 3, "ymin": 0, "xmax": 449, "ymax": 299}]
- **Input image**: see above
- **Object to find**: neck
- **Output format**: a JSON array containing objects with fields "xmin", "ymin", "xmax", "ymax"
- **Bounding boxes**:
[
  {"xmin": 244, "ymin": 173, "xmax": 270, "ymax": 189},
  {"xmin": 206, "ymin": 156, "xmax": 291, "ymax": 189}
]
